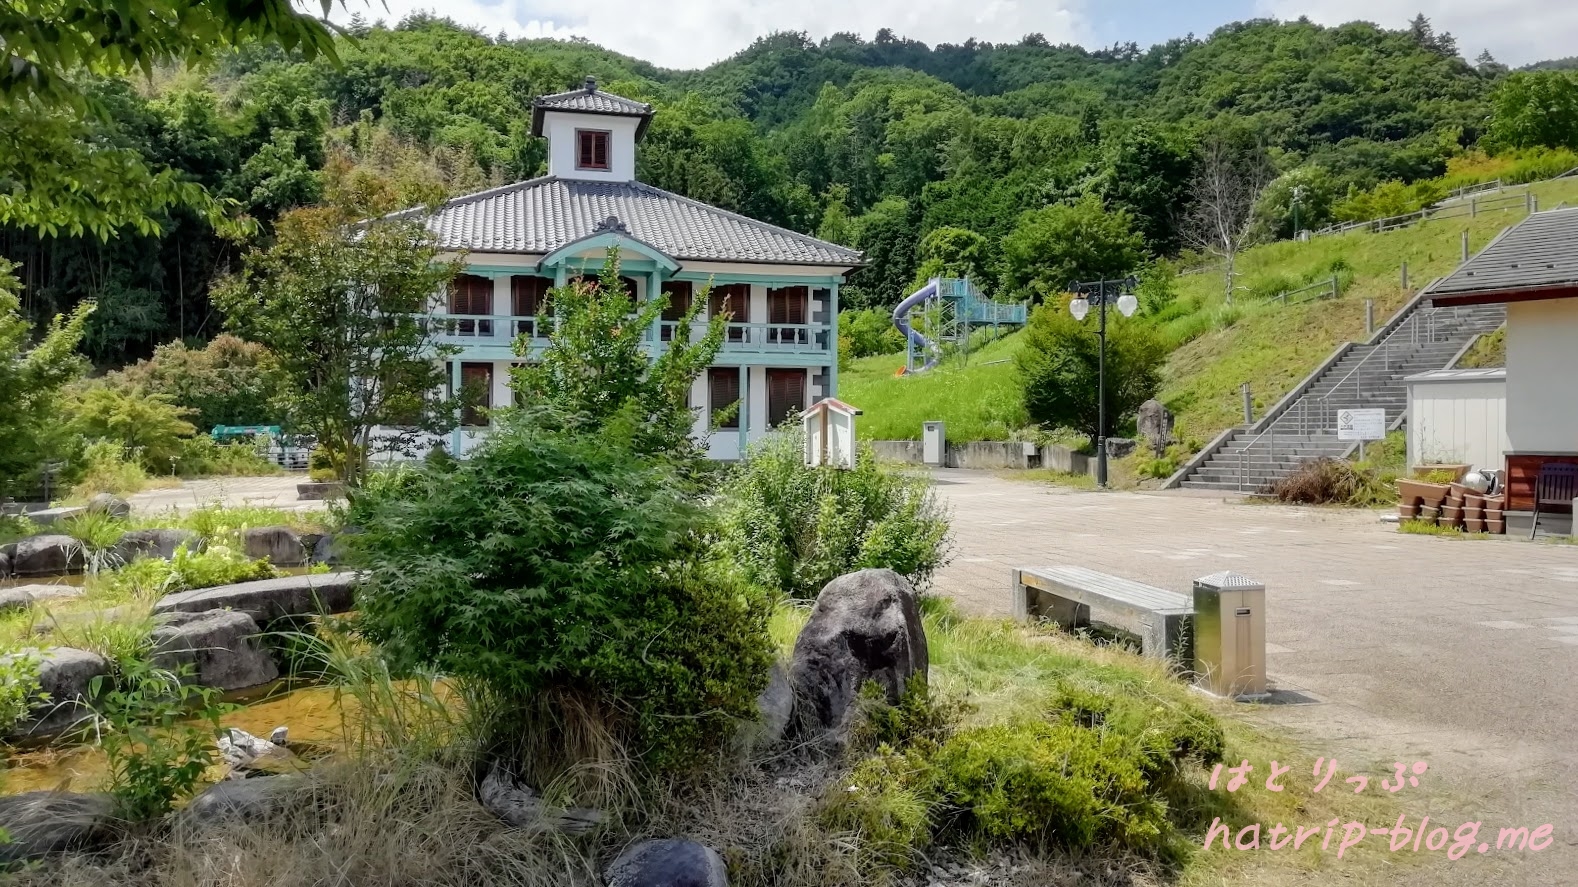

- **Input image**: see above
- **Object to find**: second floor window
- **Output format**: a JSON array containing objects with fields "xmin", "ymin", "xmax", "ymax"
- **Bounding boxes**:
[
  {"xmin": 577, "ymin": 129, "xmax": 610, "ymax": 170},
  {"xmin": 449, "ymin": 274, "xmax": 492, "ymax": 315}
]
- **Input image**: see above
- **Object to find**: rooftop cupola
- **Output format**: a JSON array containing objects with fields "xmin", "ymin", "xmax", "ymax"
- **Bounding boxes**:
[{"xmin": 530, "ymin": 76, "xmax": 654, "ymax": 183}]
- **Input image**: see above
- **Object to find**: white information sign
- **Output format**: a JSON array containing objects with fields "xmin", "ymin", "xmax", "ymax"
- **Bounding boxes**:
[{"xmin": 1336, "ymin": 408, "xmax": 1386, "ymax": 442}]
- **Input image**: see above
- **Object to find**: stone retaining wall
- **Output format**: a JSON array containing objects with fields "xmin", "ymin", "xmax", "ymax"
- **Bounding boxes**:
[{"xmin": 870, "ymin": 440, "xmax": 1098, "ymax": 476}]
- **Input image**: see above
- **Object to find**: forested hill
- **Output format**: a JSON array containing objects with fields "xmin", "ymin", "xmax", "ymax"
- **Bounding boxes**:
[{"xmin": 6, "ymin": 13, "xmax": 1569, "ymax": 366}]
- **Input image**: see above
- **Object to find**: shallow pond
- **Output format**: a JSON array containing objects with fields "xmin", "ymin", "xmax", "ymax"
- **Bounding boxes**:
[{"xmin": 1, "ymin": 685, "xmax": 350, "ymax": 795}]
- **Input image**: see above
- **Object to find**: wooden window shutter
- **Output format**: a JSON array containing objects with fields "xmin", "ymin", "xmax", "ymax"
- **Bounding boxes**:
[
  {"xmin": 511, "ymin": 276, "xmax": 547, "ymax": 316},
  {"xmin": 450, "ymin": 274, "xmax": 492, "ymax": 315},
  {"xmin": 459, "ymin": 362, "xmax": 493, "ymax": 426},
  {"xmin": 577, "ymin": 130, "xmax": 610, "ymax": 170},
  {"xmin": 709, "ymin": 284, "xmax": 750, "ymax": 322},
  {"xmin": 766, "ymin": 369, "xmax": 805, "ymax": 429},
  {"xmin": 662, "ymin": 280, "xmax": 693, "ymax": 321},
  {"xmin": 709, "ymin": 367, "xmax": 740, "ymax": 430},
  {"xmin": 768, "ymin": 286, "xmax": 808, "ymax": 325}
]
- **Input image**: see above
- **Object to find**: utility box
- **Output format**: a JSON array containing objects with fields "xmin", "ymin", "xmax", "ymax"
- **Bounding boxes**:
[
  {"xmin": 1192, "ymin": 571, "xmax": 1268, "ymax": 699},
  {"xmin": 922, "ymin": 421, "xmax": 946, "ymax": 466}
]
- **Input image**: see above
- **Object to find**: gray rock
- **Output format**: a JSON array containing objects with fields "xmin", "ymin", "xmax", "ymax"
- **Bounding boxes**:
[
  {"xmin": 8, "ymin": 534, "xmax": 84, "ymax": 577},
  {"xmin": 154, "ymin": 571, "xmax": 361, "ymax": 625},
  {"xmin": 1104, "ymin": 437, "xmax": 1138, "ymax": 460},
  {"xmin": 752, "ymin": 661, "xmax": 794, "ymax": 746},
  {"xmin": 0, "ymin": 549, "xmax": 10, "ymax": 578},
  {"xmin": 24, "ymin": 507, "xmax": 86, "ymax": 527},
  {"xmin": 1136, "ymin": 399, "xmax": 1174, "ymax": 457},
  {"xmin": 789, "ymin": 569, "xmax": 928, "ymax": 735},
  {"xmin": 178, "ymin": 775, "xmax": 301, "ymax": 830},
  {"xmin": 242, "ymin": 526, "xmax": 307, "ymax": 567},
  {"xmin": 0, "ymin": 584, "xmax": 85, "ymax": 612},
  {"xmin": 311, "ymin": 533, "xmax": 352, "ymax": 566},
  {"xmin": 85, "ymin": 493, "xmax": 130, "ymax": 519},
  {"xmin": 478, "ymin": 765, "xmax": 605, "ymax": 835},
  {"xmin": 0, "ymin": 791, "xmax": 118, "ymax": 862},
  {"xmin": 296, "ymin": 482, "xmax": 344, "ymax": 501},
  {"xmin": 112, "ymin": 528, "xmax": 203, "ymax": 564},
  {"xmin": 152, "ymin": 609, "xmax": 279, "ymax": 692},
  {"xmin": 215, "ymin": 726, "xmax": 304, "ymax": 777},
  {"xmin": 1, "ymin": 647, "xmax": 110, "ymax": 740},
  {"xmin": 605, "ymin": 838, "xmax": 729, "ymax": 887}
]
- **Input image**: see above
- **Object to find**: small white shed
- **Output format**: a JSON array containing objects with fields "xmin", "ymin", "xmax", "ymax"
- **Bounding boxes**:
[{"xmin": 1404, "ymin": 368, "xmax": 1509, "ymax": 471}]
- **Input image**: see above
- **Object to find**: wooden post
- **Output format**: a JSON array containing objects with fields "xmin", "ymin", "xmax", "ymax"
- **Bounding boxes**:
[
  {"xmin": 1401, "ymin": 261, "xmax": 1409, "ymax": 291},
  {"xmin": 1462, "ymin": 230, "xmax": 1470, "ymax": 262},
  {"xmin": 1471, "ymin": 198, "xmax": 1477, "ymax": 218},
  {"xmin": 1241, "ymin": 382, "xmax": 1253, "ymax": 424},
  {"xmin": 1365, "ymin": 299, "xmax": 1374, "ymax": 337},
  {"xmin": 1526, "ymin": 191, "xmax": 1534, "ymax": 213}
]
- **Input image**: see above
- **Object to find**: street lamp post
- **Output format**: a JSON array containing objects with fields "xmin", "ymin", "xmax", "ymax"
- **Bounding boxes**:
[{"xmin": 1068, "ymin": 277, "xmax": 1139, "ymax": 488}]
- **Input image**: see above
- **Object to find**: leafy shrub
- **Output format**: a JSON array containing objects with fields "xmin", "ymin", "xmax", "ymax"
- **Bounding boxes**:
[
  {"xmin": 60, "ymin": 510, "xmax": 128, "ymax": 574},
  {"xmin": 0, "ymin": 653, "xmax": 45, "ymax": 729},
  {"xmin": 1212, "ymin": 303, "xmax": 1244, "ymax": 330},
  {"xmin": 821, "ymin": 745, "xmax": 937, "ymax": 870},
  {"xmin": 348, "ymin": 410, "xmax": 775, "ymax": 775},
  {"xmin": 179, "ymin": 503, "xmax": 321, "ymax": 543},
  {"xmin": 69, "ymin": 440, "xmax": 154, "ymax": 498},
  {"xmin": 90, "ymin": 658, "xmax": 227, "ymax": 820},
  {"xmin": 65, "ymin": 383, "xmax": 197, "ymax": 471},
  {"xmin": 840, "ymin": 308, "xmax": 906, "ymax": 360},
  {"xmin": 1017, "ymin": 304, "xmax": 1167, "ymax": 444},
  {"xmin": 176, "ymin": 435, "xmax": 279, "ymax": 477},
  {"xmin": 930, "ymin": 719, "xmax": 1170, "ymax": 851},
  {"xmin": 0, "ymin": 513, "xmax": 40, "ymax": 545},
  {"xmin": 719, "ymin": 429, "xmax": 951, "ymax": 599},
  {"xmin": 95, "ymin": 543, "xmax": 278, "ymax": 599},
  {"xmin": 1045, "ymin": 683, "xmax": 1224, "ymax": 777}
]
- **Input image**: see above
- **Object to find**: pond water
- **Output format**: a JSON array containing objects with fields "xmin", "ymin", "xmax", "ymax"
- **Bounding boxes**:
[
  {"xmin": 0, "ymin": 574, "xmax": 87, "ymax": 591},
  {"xmin": 1, "ymin": 685, "xmax": 349, "ymax": 795}
]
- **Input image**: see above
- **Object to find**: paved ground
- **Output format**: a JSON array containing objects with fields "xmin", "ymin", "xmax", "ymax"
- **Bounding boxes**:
[
  {"xmin": 128, "ymin": 475, "xmax": 321, "ymax": 515},
  {"xmin": 931, "ymin": 470, "xmax": 1578, "ymax": 885}
]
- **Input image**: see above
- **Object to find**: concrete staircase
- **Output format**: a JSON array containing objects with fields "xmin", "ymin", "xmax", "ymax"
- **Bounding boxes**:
[{"xmin": 1174, "ymin": 299, "xmax": 1505, "ymax": 492}]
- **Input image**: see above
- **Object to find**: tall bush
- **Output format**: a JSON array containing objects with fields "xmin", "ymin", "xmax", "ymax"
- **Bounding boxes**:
[
  {"xmin": 1015, "ymin": 304, "xmax": 1167, "ymax": 446},
  {"xmin": 719, "ymin": 428, "xmax": 951, "ymax": 599},
  {"xmin": 348, "ymin": 412, "xmax": 774, "ymax": 775}
]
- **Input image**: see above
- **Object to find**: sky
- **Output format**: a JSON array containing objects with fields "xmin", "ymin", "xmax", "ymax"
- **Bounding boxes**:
[{"xmin": 330, "ymin": 0, "xmax": 1570, "ymax": 69}]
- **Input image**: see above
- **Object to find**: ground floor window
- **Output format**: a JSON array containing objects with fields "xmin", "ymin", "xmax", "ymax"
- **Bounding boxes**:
[
  {"xmin": 767, "ymin": 368, "xmax": 806, "ymax": 429},
  {"xmin": 456, "ymin": 362, "xmax": 493, "ymax": 427},
  {"xmin": 708, "ymin": 367, "xmax": 740, "ymax": 430}
]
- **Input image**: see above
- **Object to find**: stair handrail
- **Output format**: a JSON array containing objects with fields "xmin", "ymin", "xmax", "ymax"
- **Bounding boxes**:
[{"xmin": 1306, "ymin": 306, "xmax": 1440, "ymax": 435}]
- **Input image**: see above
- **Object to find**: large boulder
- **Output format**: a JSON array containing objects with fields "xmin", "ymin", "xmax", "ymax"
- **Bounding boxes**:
[
  {"xmin": 789, "ymin": 569, "xmax": 928, "ymax": 735},
  {"xmin": 311, "ymin": 532, "xmax": 355, "ymax": 567},
  {"xmin": 1104, "ymin": 437, "xmax": 1138, "ymax": 460},
  {"xmin": 1, "ymin": 647, "xmax": 110, "ymax": 740},
  {"xmin": 85, "ymin": 493, "xmax": 130, "ymax": 519},
  {"xmin": 6, "ymin": 535, "xmax": 84, "ymax": 577},
  {"xmin": 0, "ymin": 549, "xmax": 10, "ymax": 578},
  {"xmin": 152, "ymin": 609, "xmax": 279, "ymax": 692},
  {"xmin": 1136, "ymin": 399, "xmax": 1175, "ymax": 457},
  {"xmin": 112, "ymin": 528, "xmax": 203, "ymax": 564},
  {"xmin": 0, "ymin": 584, "xmax": 85, "ymax": 613},
  {"xmin": 0, "ymin": 791, "xmax": 118, "ymax": 862},
  {"xmin": 605, "ymin": 838, "xmax": 729, "ymax": 887},
  {"xmin": 177, "ymin": 775, "xmax": 302, "ymax": 832},
  {"xmin": 154, "ymin": 571, "xmax": 361, "ymax": 626},
  {"xmin": 242, "ymin": 526, "xmax": 307, "ymax": 567}
]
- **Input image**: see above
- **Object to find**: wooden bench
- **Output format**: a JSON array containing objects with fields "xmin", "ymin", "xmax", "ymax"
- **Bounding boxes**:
[{"xmin": 1011, "ymin": 565, "xmax": 1193, "ymax": 660}]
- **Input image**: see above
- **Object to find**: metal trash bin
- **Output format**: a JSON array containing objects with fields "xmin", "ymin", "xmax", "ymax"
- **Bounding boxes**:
[
  {"xmin": 1192, "ymin": 571, "xmax": 1267, "ymax": 698},
  {"xmin": 922, "ymin": 421, "xmax": 946, "ymax": 467}
]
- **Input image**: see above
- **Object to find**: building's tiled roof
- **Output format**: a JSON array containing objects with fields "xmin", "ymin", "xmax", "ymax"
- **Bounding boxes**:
[
  {"xmin": 410, "ymin": 176, "xmax": 863, "ymax": 268},
  {"xmin": 530, "ymin": 77, "xmax": 653, "ymax": 137},
  {"xmin": 1433, "ymin": 208, "xmax": 1578, "ymax": 296}
]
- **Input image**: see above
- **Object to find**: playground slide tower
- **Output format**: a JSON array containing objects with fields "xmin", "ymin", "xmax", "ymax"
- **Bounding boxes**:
[{"xmin": 891, "ymin": 277, "xmax": 1027, "ymax": 374}]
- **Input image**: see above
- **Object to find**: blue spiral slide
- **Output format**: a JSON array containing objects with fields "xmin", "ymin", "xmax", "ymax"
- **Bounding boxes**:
[{"xmin": 892, "ymin": 279, "xmax": 940, "ymax": 373}]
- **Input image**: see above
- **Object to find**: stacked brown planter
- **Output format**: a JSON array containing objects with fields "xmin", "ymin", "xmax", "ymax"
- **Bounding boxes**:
[
  {"xmin": 1396, "ymin": 479, "xmax": 1451, "ymax": 522},
  {"xmin": 1439, "ymin": 483, "xmax": 1469, "ymax": 530},
  {"xmin": 1463, "ymin": 492, "xmax": 1486, "ymax": 534},
  {"xmin": 1484, "ymin": 494, "xmax": 1506, "ymax": 535}
]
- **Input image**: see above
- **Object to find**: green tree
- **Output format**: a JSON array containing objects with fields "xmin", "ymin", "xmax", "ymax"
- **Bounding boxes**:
[
  {"xmin": 509, "ymin": 250, "xmax": 725, "ymax": 471},
  {"xmin": 913, "ymin": 226, "xmax": 989, "ymax": 286},
  {"xmin": 1485, "ymin": 71, "xmax": 1578, "ymax": 152},
  {"xmin": 0, "ymin": 0, "xmax": 337, "ymax": 238},
  {"xmin": 0, "ymin": 261, "xmax": 93, "ymax": 493},
  {"xmin": 1015, "ymin": 303, "xmax": 1167, "ymax": 444},
  {"xmin": 107, "ymin": 334, "xmax": 287, "ymax": 430},
  {"xmin": 213, "ymin": 204, "xmax": 463, "ymax": 487},
  {"xmin": 66, "ymin": 384, "xmax": 197, "ymax": 470},
  {"xmin": 999, "ymin": 197, "xmax": 1145, "ymax": 302}
]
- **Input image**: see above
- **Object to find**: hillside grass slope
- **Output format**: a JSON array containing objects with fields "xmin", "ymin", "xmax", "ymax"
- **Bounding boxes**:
[{"xmin": 840, "ymin": 176, "xmax": 1578, "ymax": 447}]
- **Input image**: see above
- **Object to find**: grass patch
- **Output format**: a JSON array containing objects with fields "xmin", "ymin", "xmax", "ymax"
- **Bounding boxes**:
[
  {"xmin": 1397, "ymin": 519, "xmax": 1490, "ymax": 538},
  {"xmin": 839, "ymin": 334, "xmax": 1028, "ymax": 442},
  {"xmin": 1456, "ymin": 326, "xmax": 1505, "ymax": 368}
]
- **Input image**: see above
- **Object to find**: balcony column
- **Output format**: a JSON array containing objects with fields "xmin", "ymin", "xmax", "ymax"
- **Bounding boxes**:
[
  {"xmin": 828, "ymin": 282, "xmax": 840, "ymax": 398},
  {"xmin": 448, "ymin": 358, "xmax": 463, "ymax": 456},
  {"xmin": 492, "ymin": 273, "xmax": 510, "ymax": 342},
  {"xmin": 648, "ymin": 269, "xmax": 664, "ymax": 356},
  {"xmin": 737, "ymin": 363, "xmax": 749, "ymax": 457}
]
